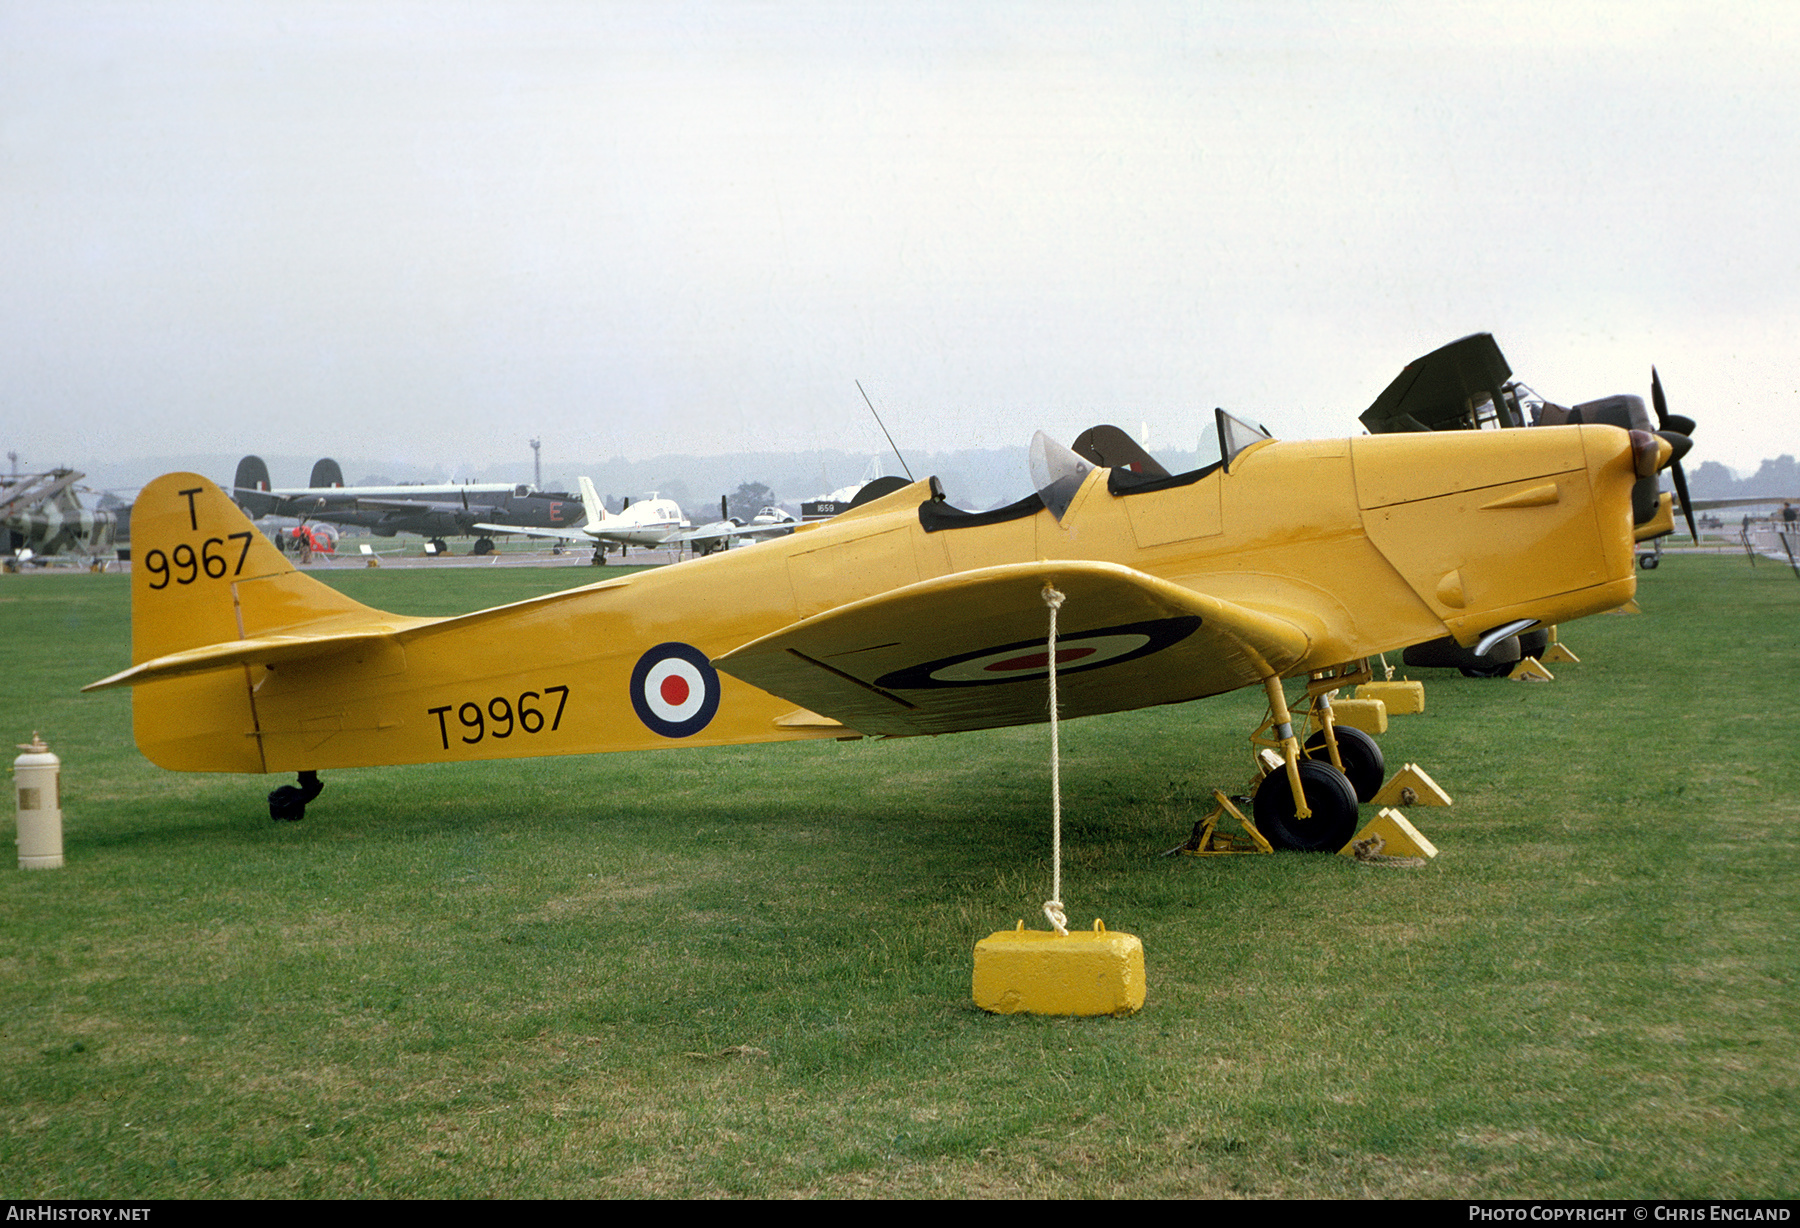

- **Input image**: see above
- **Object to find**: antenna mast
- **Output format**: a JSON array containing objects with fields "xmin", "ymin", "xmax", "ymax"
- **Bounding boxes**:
[{"xmin": 856, "ymin": 381, "xmax": 913, "ymax": 482}]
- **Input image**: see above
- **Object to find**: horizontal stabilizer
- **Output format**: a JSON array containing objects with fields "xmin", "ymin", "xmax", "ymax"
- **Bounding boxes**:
[
  {"xmin": 84, "ymin": 629, "xmax": 404, "ymax": 692},
  {"xmin": 87, "ymin": 574, "xmax": 635, "ymax": 692}
]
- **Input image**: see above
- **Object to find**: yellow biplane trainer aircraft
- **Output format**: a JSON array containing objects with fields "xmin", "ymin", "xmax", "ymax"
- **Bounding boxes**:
[{"xmin": 86, "ymin": 404, "xmax": 1675, "ymax": 850}]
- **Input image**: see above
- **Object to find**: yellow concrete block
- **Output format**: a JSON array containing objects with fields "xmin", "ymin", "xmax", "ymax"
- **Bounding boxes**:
[
  {"xmin": 1356, "ymin": 679, "xmax": 1425, "ymax": 715},
  {"xmin": 973, "ymin": 921, "xmax": 1145, "ymax": 1017},
  {"xmin": 1371, "ymin": 762, "xmax": 1453, "ymax": 807},
  {"xmin": 1323, "ymin": 697, "xmax": 1388, "ymax": 735},
  {"xmin": 1340, "ymin": 808, "xmax": 1439, "ymax": 862}
]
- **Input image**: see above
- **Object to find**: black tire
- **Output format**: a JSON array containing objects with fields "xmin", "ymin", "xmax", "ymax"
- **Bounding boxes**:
[
  {"xmin": 1304, "ymin": 726, "xmax": 1385, "ymax": 803},
  {"xmin": 1458, "ymin": 662, "xmax": 1513, "ymax": 679},
  {"xmin": 1638, "ymin": 553, "xmax": 1660, "ymax": 570},
  {"xmin": 472, "ymin": 537, "xmax": 495, "ymax": 556},
  {"xmin": 430, "ymin": 538, "xmax": 448, "ymax": 556},
  {"xmin": 1253, "ymin": 758, "xmax": 1359, "ymax": 852}
]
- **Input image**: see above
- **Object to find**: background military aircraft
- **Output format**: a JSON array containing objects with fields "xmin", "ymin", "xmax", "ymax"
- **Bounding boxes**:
[
  {"xmin": 668, "ymin": 498, "xmax": 803, "ymax": 556},
  {"xmin": 1359, "ymin": 333, "xmax": 1697, "ymax": 539},
  {"xmin": 231, "ymin": 456, "xmax": 585, "ymax": 555},
  {"xmin": 1357, "ymin": 333, "xmax": 1699, "ymax": 674},
  {"xmin": 2, "ymin": 469, "xmax": 131, "ymax": 564}
]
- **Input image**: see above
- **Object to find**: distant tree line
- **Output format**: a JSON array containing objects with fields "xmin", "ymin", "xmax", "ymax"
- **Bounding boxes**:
[{"xmin": 1686, "ymin": 456, "xmax": 1800, "ymax": 499}]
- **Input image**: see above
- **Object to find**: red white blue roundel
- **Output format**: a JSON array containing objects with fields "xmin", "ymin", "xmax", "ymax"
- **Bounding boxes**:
[
  {"xmin": 873, "ymin": 616, "xmax": 1202, "ymax": 691},
  {"xmin": 630, "ymin": 642, "xmax": 721, "ymax": 738}
]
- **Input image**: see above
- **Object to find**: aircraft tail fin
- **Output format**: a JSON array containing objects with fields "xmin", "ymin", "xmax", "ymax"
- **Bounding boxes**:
[
  {"xmin": 309, "ymin": 458, "xmax": 345, "ymax": 488},
  {"xmin": 107, "ymin": 473, "xmax": 391, "ymax": 772},
  {"xmin": 232, "ymin": 455, "xmax": 276, "ymax": 517},
  {"xmin": 578, "ymin": 477, "xmax": 609, "ymax": 529},
  {"xmin": 234, "ymin": 455, "xmax": 271, "ymax": 492},
  {"xmin": 127, "ymin": 473, "xmax": 377, "ymax": 665}
]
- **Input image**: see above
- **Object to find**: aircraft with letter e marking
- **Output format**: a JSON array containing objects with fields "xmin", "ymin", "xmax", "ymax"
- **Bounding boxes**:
[
  {"xmin": 87, "ymin": 374, "xmax": 1676, "ymax": 848},
  {"xmin": 233, "ymin": 456, "xmax": 584, "ymax": 555}
]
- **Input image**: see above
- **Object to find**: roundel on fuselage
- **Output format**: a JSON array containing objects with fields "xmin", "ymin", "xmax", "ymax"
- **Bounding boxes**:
[{"xmin": 630, "ymin": 642, "xmax": 721, "ymax": 738}]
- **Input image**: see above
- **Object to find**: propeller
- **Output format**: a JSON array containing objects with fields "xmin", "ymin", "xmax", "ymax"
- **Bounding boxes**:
[{"xmin": 1650, "ymin": 368, "xmax": 1699, "ymax": 542}]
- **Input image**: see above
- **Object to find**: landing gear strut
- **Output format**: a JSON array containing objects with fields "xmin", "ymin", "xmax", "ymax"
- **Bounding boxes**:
[
  {"xmin": 1246, "ymin": 667, "xmax": 1367, "ymax": 852},
  {"xmin": 268, "ymin": 771, "xmax": 323, "ymax": 821}
]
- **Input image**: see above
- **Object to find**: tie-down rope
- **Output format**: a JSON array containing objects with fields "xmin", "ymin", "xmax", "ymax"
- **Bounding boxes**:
[{"xmin": 1042, "ymin": 583, "xmax": 1069, "ymax": 936}]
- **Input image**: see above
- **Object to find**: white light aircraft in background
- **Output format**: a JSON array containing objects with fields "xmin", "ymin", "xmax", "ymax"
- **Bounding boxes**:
[{"xmin": 474, "ymin": 479, "xmax": 690, "ymax": 561}]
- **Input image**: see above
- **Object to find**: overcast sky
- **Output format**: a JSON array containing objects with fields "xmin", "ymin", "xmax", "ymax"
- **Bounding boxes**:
[{"xmin": 4, "ymin": 1, "xmax": 1796, "ymax": 482}]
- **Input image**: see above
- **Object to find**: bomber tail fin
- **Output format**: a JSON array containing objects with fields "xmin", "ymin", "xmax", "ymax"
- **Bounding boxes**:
[
  {"xmin": 232, "ymin": 455, "xmax": 276, "ymax": 517},
  {"xmin": 308, "ymin": 457, "xmax": 345, "ymax": 489}
]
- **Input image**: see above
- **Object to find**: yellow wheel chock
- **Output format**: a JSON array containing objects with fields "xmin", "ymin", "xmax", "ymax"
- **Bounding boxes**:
[
  {"xmin": 1508, "ymin": 656, "xmax": 1555, "ymax": 681},
  {"xmin": 1370, "ymin": 762, "xmax": 1453, "ymax": 808},
  {"xmin": 1340, "ymin": 807, "xmax": 1439, "ymax": 865},
  {"xmin": 1164, "ymin": 790, "xmax": 1275, "ymax": 857},
  {"xmin": 1540, "ymin": 627, "xmax": 1580, "ymax": 664}
]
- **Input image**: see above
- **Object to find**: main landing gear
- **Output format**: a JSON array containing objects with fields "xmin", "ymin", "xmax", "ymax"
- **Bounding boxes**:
[
  {"xmin": 1175, "ymin": 663, "xmax": 1388, "ymax": 855},
  {"xmin": 1245, "ymin": 669, "xmax": 1378, "ymax": 851},
  {"xmin": 268, "ymin": 771, "xmax": 323, "ymax": 821},
  {"xmin": 1169, "ymin": 660, "xmax": 1447, "ymax": 862}
]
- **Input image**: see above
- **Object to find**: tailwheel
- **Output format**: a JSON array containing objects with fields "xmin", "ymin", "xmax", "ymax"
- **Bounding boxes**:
[
  {"xmin": 1304, "ymin": 725, "xmax": 1385, "ymax": 803},
  {"xmin": 1253, "ymin": 759, "xmax": 1358, "ymax": 852},
  {"xmin": 267, "ymin": 771, "xmax": 324, "ymax": 822}
]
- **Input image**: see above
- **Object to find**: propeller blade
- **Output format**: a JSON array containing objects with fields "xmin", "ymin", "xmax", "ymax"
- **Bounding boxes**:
[
  {"xmin": 1652, "ymin": 368, "xmax": 1700, "ymax": 541},
  {"xmin": 1671, "ymin": 459, "xmax": 1699, "ymax": 542}
]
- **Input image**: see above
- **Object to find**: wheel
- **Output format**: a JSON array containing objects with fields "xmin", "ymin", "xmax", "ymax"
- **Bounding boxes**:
[
  {"xmin": 430, "ymin": 538, "xmax": 449, "ymax": 556},
  {"xmin": 1458, "ymin": 662, "xmax": 1512, "ymax": 679},
  {"xmin": 472, "ymin": 537, "xmax": 495, "ymax": 556},
  {"xmin": 1638, "ymin": 553, "xmax": 1660, "ymax": 570},
  {"xmin": 1253, "ymin": 758, "xmax": 1359, "ymax": 852},
  {"xmin": 266, "ymin": 771, "xmax": 323, "ymax": 822},
  {"xmin": 1304, "ymin": 725, "xmax": 1385, "ymax": 803}
]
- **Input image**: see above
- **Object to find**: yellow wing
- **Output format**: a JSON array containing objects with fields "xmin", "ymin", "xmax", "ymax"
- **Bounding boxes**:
[{"xmin": 714, "ymin": 560, "xmax": 1311, "ymax": 736}]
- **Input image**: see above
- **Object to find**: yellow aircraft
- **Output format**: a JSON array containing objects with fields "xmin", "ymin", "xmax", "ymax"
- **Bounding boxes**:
[{"xmin": 86, "ymin": 409, "xmax": 1670, "ymax": 849}]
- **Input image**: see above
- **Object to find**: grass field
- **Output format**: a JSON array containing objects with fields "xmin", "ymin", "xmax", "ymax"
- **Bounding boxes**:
[{"xmin": 1, "ymin": 555, "xmax": 1795, "ymax": 1198}]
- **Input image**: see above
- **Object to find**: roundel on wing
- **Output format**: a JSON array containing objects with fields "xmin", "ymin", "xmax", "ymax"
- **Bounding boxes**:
[
  {"xmin": 630, "ymin": 642, "xmax": 721, "ymax": 738},
  {"xmin": 872, "ymin": 615, "xmax": 1203, "ymax": 691}
]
